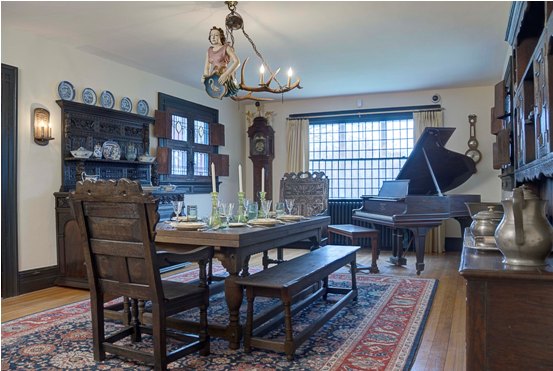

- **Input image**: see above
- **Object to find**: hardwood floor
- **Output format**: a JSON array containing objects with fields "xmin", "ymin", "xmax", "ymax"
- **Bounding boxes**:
[{"xmin": 1, "ymin": 248, "xmax": 466, "ymax": 370}]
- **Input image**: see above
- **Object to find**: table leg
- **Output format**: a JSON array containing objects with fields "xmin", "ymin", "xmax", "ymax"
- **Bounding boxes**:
[{"xmin": 224, "ymin": 273, "xmax": 243, "ymax": 349}]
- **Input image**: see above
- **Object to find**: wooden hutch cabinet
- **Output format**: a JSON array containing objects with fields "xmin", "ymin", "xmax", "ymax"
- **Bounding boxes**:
[
  {"xmin": 54, "ymin": 100, "xmax": 157, "ymax": 288},
  {"xmin": 467, "ymin": 2, "xmax": 553, "ymax": 369},
  {"xmin": 491, "ymin": 1, "xmax": 553, "ymax": 214}
]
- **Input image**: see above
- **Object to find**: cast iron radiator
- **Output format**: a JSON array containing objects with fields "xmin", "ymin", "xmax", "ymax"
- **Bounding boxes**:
[{"xmin": 328, "ymin": 198, "xmax": 394, "ymax": 249}]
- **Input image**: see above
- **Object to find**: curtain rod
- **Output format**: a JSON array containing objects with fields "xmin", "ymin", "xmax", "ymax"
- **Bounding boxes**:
[{"xmin": 288, "ymin": 105, "xmax": 443, "ymax": 120}]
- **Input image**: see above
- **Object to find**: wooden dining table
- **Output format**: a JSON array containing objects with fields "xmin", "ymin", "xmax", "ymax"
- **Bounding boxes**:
[{"xmin": 155, "ymin": 215, "xmax": 330, "ymax": 349}]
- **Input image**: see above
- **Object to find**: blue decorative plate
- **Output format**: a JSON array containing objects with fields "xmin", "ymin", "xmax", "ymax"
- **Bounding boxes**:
[
  {"xmin": 137, "ymin": 100, "xmax": 149, "ymax": 116},
  {"xmin": 120, "ymin": 97, "xmax": 132, "ymax": 112},
  {"xmin": 100, "ymin": 90, "xmax": 115, "ymax": 109},
  {"xmin": 82, "ymin": 88, "xmax": 97, "ymax": 105},
  {"xmin": 58, "ymin": 81, "xmax": 75, "ymax": 101},
  {"xmin": 102, "ymin": 140, "xmax": 121, "ymax": 160}
]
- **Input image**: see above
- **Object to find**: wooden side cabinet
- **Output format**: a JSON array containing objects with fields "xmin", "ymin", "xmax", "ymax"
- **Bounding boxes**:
[
  {"xmin": 459, "ymin": 247, "xmax": 553, "ymax": 370},
  {"xmin": 54, "ymin": 192, "xmax": 88, "ymax": 288}
]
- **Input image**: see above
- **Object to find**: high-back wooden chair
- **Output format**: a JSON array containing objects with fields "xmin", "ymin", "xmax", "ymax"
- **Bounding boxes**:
[
  {"xmin": 263, "ymin": 171, "xmax": 329, "ymax": 268},
  {"xmin": 69, "ymin": 178, "xmax": 212, "ymax": 370}
]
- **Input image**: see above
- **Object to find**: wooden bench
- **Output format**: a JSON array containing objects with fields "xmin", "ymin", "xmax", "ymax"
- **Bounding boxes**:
[
  {"xmin": 328, "ymin": 224, "xmax": 380, "ymax": 273},
  {"xmin": 236, "ymin": 245, "xmax": 359, "ymax": 360}
]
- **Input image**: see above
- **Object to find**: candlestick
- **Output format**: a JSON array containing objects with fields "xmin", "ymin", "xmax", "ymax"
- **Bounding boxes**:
[
  {"xmin": 211, "ymin": 162, "xmax": 216, "ymax": 193},
  {"xmin": 48, "ymin": 125, "xmax": 52, "ymax": 138},
  {"xmin": 239, "ymin": 164, "xmax": 243, "ymax": 193},
  {"xmin": 209, "ymin": 192, "xmax": 221, "ymax": 229},
  {"xmin": 236, "ymin": 191, "xmax": 247, "ymax": 223},
  {"xmin": 41, "ymin": 125, "xmax": 45, "ymax": 139},
  {"xmin": 261, "ymin": 167, "xmax": 265, "ymax": 193},
  {"xmin": 258, "ymin": 191, "xmax": 266, "ymax": 219}
]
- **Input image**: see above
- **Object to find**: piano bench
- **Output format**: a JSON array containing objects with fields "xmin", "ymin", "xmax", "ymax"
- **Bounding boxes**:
[{"xmin": 328, "ymin": 224, "xmax": 380, "ymax": 273}]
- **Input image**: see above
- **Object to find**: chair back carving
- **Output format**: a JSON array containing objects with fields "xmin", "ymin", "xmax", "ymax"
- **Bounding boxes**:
[{"xmin": 279, "ymin": 171, "xmax": 329, "ymax": 216}]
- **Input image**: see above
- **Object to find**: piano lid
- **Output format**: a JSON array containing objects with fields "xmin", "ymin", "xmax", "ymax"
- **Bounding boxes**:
[{"xmin": 396, "ymin": 127, "xmax": 476, "ymax": 195}]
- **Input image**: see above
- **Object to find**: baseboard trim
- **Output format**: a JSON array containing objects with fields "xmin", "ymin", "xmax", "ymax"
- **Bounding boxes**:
[{"xmin": 18, "ymin": 266, "xmax": 60, "ymax": 294}]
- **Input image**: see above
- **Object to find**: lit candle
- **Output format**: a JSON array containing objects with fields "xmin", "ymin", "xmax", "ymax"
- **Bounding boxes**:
[
  {"xmin": 48, "ymin": 123, "xmax": 52, "ymax": 138},
  {"xmin": 261, "ymin": 167, "xmax": 265, "ymax": 193},
  {"xmin": 287, "ymin": 68, "xmax": 293, "ymax": 87},
  {"xmin": 211, "ymin": 162, "xmax": 216, "ymax": 193},
  {"xmin": 40, "ymin": 122, "xmax": 45, "ymax": 139},
  {"xmin": 259, "ymin": 65, "xmax": 265, "ymax": 85},
  {"xmin": 239, "ymin": 163, "xmax": 243, "ymax": 193}
]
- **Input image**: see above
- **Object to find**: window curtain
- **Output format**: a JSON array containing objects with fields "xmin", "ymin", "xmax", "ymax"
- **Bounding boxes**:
[
  {"xmin": 286, "ymin": 118, "xmax": 310, "ymax": 173},
  {"xmin": 413, "ymin": 110, "xmax": 446, "ymax": 254}
]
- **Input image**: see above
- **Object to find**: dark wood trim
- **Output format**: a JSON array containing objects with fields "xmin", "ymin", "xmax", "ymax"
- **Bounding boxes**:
[
  {"xmin": 1, "ymin": 63, "xmax": 19, "ymax": 298},
  {"xmin": 445, "ymin": 237, "xmax": 463, "ymax": 252},
  {"xmin": 288, "ymin": 104, "xmax": 441, "ymax": 120},
  {"xmin": 18, "ymin": 266, "xmax": 61, "ymax": 295}
]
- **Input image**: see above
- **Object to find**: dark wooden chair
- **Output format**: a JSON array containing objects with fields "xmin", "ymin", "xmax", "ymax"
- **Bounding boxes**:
[
  {"xmin": 263, "ymin": 171, "xmax": 329, "ymax": 268},
  {"xmin": 69, "ymin": 178, "xmax": 212, "ymax": 371}
]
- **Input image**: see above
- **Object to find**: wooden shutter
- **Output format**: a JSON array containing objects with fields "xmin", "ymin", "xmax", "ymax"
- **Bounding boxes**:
[
  {"xmin": 154, "ymin": 110, "xmax": 172, "ymax": 138},
  {"xmin": 209, "ymin": 153, "xmax": 229, "ymax": 176},
  {"xmin": 209, "ymin": 122, "xmax": 225, "ymax": 146}
]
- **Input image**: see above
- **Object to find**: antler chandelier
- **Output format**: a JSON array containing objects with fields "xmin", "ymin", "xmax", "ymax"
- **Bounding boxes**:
[{"xmin": 202, "ymin": 1, "xmax": 301, "ymax": 101}]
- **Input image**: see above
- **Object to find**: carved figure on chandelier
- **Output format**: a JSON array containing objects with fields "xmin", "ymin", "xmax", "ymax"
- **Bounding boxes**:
[{"xmin": 202, "ymin": 26, "xmax": 240, "ymax": 98}]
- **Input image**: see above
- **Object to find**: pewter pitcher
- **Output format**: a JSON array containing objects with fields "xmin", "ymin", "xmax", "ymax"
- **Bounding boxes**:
[{"xmin": 494, "ymin": 185, "xmax": 553, "ymax": 266}]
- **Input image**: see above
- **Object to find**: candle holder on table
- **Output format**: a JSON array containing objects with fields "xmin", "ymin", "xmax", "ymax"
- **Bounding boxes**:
[
  {"xmin": 236, "ymin": 191, "xmax": 248, "ymax": 223},
  {"xmin": 258, "ymin": 191, "xmax": 266, "ymax": 218},
  {"xmin": 209, "ymin": 192, "xmax": 221, "ymax": 229}
]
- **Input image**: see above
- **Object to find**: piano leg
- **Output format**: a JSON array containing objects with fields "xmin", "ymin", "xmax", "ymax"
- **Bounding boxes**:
[
  {"xmin": 411, "ymin": 227, "xmax": 430, "ymax": 275},
  {"xmin": 453, "ymin": 216, "xmax": 472, "ymax": 236},
  {"xmin": 389, "ymin": 229, "xmax": 407, "ymax": 266}
]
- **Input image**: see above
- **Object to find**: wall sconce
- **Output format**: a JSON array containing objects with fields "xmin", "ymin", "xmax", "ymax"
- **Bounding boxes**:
[{"xmin": 33, "ymin": 107, "xmax": 53, "ymax": 146}]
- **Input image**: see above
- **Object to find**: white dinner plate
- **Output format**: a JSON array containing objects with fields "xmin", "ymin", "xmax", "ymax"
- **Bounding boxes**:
[
  {"xmin": 171, "ymin": 222, "xmax": 207, "ymax": 231},
  {"xmin": 248, "ymin": 218, "xmax": 279, "ymax": 227}
]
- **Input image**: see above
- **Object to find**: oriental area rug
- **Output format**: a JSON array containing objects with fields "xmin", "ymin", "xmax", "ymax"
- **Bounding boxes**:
[{"xmin": 1, "ymin": 269, "xmax": 437, "ymax": 370}]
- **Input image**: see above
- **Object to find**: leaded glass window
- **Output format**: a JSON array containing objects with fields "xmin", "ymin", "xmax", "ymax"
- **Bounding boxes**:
[{"xmin": 309, "ymin": 114, "xmax": 414, "ymax": 198}]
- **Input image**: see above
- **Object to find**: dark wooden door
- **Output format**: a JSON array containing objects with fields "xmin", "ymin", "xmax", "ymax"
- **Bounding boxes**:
[{"xmin": 1, "ymin": 63, "xmax": 19, "ymax": 298}]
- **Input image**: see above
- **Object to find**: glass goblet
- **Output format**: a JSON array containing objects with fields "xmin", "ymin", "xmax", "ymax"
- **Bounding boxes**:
[
  {"xmin": 285, "ymin": 199, "xmax": 295, "ymax": 215},
  {"xmin": 261, "ymin": 200, "xmax": 272, "ymax": 219},
  {"xmin": 218, "ymin": 202, "xmax": 228, "ymax": 228},
  {"xmin": 275, "ymin": 201, "xmax": 286, "ymax": 218},
  {"xmin": 171, "ymin": 200, "xmax": 183, "ymax": 220},
  {"xmin": 226, "ymin": 203, "xmax": 235, "ymax": 227}
]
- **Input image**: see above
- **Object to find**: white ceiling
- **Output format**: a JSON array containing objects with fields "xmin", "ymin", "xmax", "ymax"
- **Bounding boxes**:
[{"xmin": 2, "ymin": 1, "xmax": 513, "ymax": 100}]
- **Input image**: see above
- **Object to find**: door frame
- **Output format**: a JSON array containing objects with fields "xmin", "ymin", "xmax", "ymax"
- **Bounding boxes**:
[{"xmin": 2, "ymin": 63, "xmax": 19, "ymax": 298}]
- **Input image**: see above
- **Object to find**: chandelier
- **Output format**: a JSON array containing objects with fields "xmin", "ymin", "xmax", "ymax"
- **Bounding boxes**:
[{"xmin": 202, "ymin": 1, "xmax": 301, "ymax": 101}]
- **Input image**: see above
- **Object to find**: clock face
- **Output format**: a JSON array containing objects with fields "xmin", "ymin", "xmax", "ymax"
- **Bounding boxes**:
[
  {"xmin": 465, "ymin": 148, "xmax": 482, "ymax": 164},
  {"xmin": 255, "ymin": 139, "xmax": 265, "ymax": 153}
]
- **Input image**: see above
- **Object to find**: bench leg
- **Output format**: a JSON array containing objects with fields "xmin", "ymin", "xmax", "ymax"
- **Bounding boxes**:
[
  {"xmin": 244, "ymin": 291, "xmax": 254, "ymax": 353},
  {"xmin": 283, "ymin": 301, "xmax": 295, "ymax": 361}
]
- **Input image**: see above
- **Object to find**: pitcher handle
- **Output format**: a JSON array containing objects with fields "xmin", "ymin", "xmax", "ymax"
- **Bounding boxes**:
[{"xmin": 513, "ymin": 187, "xmax": 525, "ymax": 245}]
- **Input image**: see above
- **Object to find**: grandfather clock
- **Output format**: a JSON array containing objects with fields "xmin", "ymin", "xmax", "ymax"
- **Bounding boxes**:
[{"xmin": 248, "ymin": 115, "xmax": 274, "ymax": 202}]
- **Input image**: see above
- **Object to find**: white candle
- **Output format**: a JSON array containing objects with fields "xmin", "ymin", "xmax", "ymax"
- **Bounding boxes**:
[
  {"xmin": 239, "ymin": 164, "xmax": 243, "ymax": 193},
  {"xmin": 259, "ymin": 65, "xmax": 265, "ymax": 85},
  {"xmin": 211, "ymin": 162, "xmax": 216, "ymax": 193},
  {"xmin": 261, "ymin": 167, "xmax": 265, "ymax": 193},
  {"xmin": 287, "ymin": 67, "xmax": 293, "ymax": 87}
]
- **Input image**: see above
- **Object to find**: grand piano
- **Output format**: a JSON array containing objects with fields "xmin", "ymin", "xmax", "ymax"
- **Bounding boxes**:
[{"xmin": 352, "ymin": 127, "xmax": 481, "ymax": 275}]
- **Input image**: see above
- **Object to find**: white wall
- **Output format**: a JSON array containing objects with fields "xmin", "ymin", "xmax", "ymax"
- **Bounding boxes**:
[
  {"xmin": 2, "ymin": 28, "xmax": 245, "ymax": 271},
  {"xmin": 244, "ymin": 86, "xmax": 502, "ymax": 237}
]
